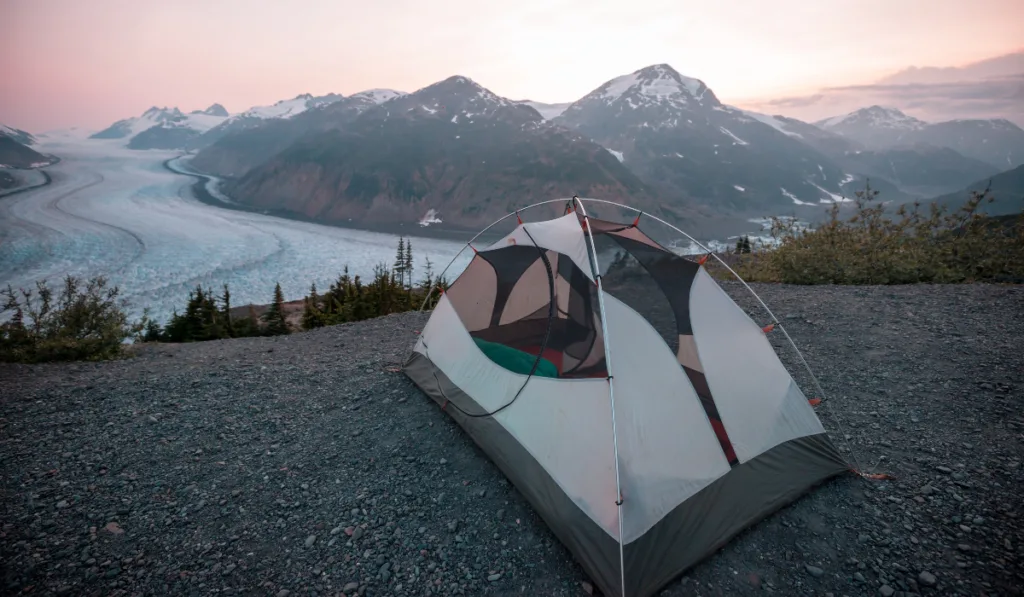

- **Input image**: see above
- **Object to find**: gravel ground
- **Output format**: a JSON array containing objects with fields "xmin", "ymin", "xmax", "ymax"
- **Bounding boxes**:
[{"xmin": 2, "ymin": 283, "xmax": 1022, "ymax": 597}]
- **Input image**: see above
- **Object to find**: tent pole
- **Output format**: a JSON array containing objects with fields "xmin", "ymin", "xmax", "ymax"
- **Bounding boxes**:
[
  {"xmin": 574, "ymin": 197, "xmax": 864, "ymax": 473},
  {"xmin": 417, "ymin": 198, "xmax": 569, "ymax": 311},
  {"xmin": 571, "ymin": 196, "xmax": 628, "ymax": 597}
]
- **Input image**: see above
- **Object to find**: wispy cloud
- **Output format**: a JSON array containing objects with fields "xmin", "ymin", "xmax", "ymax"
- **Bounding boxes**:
[{"xmin": 740, "ymin": 52, "xmax": 1024, "ymax": 126}]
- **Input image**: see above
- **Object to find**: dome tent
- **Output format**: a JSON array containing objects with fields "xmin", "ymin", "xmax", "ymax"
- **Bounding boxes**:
[{"xmin": 403, "ymin": 197, "xmax": 851, "ymax": 597}]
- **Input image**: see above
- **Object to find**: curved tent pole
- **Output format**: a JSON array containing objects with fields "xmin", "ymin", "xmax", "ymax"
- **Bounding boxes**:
[
  {"xmin": 416, "ymin": 197, "xmax": 569, "ymax": 311},
  {"xmin": 575, "ymin": 197, "xmax": 864, "ymax": 474},
  {"xmin": 570, "ymin": 196, "xmax": 628, "ymax": 597}
]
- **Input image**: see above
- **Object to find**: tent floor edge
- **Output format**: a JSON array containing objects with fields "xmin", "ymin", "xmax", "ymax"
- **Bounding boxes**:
[
  {"xmin": 623, "ymin": 433, "xmax": 849, "ymax": 597},
  {"xmin": 402, "ymin": 350, "xmax": 626, "ymax": 597}
]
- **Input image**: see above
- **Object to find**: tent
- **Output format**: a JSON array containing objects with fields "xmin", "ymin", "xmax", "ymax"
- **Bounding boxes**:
[{"xmin": 403, "ymin": 199, "xmax": 850, "ymax": 597}]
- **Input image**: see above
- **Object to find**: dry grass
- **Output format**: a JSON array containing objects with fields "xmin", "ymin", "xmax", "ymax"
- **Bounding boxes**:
[{"xmin": 706, "ymin": 184, "xmax": 1024, "ymax": 285}]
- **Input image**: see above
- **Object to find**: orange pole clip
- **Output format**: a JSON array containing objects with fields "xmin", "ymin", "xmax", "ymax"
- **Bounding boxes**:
[
  {"xmin": 808, "ymin": 398, "xmax": 822, "ymax": 406},
  {"xmin": 470, "ymin": 244, "xmax": 478, "ymax": 254},
  {"xmin": 697, "ymin": 253, "xmax": 710, "ymax": 265},
  {"xmin": 762, "ymin": 323, "xmax": 775, "ymax": 333},
  {"xmin": 632, "ymin": 213, "xmax": 642, "ymax": 227},
  {"xmin": 516, "ymin": 212, "xmax": 523, "ymax": 225}
]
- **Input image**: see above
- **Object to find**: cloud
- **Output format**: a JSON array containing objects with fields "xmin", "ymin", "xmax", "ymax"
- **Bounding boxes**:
[{"xmin": 741, "ymin": 73, "xmax": 1024, "ymax": 126}]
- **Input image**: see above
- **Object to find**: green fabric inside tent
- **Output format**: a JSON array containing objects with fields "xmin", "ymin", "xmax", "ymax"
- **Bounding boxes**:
[{"xmin": 472, "ymin": 337, "xmax": 559, "ymax": 378}]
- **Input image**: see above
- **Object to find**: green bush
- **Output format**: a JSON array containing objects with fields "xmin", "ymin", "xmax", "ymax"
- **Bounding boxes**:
[
  {"xmin": 0, "ymin": 275, "xmax": 144, "ymax": 363},
  {"xmin": 720, "ymin": 184, "xmax": 1024, "ymax": 285}
]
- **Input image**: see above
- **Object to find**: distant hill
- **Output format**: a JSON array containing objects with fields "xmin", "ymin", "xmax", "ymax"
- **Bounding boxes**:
[
  {"xmin": 817, "ymin": 106, "xmax": 1024, "ymax": 169},
  {"xmin": 930, "ymin": 164, "xmax": 1024, "ymax": 216},
  {"xmin": 0, "ymin": 125, "xmax": 56, "ymax": 168}
]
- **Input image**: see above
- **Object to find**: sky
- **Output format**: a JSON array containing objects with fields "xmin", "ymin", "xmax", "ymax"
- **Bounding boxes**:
[{"xmin": 2, "ymin": 0, "xmax": 1023, "ymax": 132}]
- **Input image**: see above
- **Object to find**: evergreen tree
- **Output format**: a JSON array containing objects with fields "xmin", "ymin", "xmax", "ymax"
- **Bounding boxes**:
[
  {"xmin": 741, "ymin": 236, "xmax": 752, "ymax": 253},
  {"xmin": 221, "ymin": 284, "xmax": 233, "ymax": 337},
  {"xmin": 262, "ymin": 282, "xmax": 290, "ymax": 335},
  {"xmin": 394, "ymin": 237, "xmax": 406, "ymax": 288},
  {"xmin": 403, "ymin": 239, "xmax": 414, "ymax": 291},
  {"xmin": 302, "ymin": 282, "xmax": 325, "ymax": 329}
]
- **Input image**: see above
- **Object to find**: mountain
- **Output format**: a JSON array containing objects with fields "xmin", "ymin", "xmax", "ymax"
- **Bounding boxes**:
[
  {"xmin": 221, "ymin": 75, "xmax": 661, "ymax": 229},
  {"xmin": 191, "ymin": 103, "xmax": 229, "ymax": 117},
  {"xmin": 817, "ymin": 106, "xmax": 1024, "ymax": 169},
  {"xmin": 90, "ymin": 106, "xmax": 230, "ymax": 149},
  {"xmin": 815, "ymin": 105, "xmax": 927, "ymax": 147},
  {"xmin": 833, "ymin": 144, "xmax": 1001, "ymax": 196},
  {"xmin": 1, "ymin": 124, "xmax": 37, "ymax": 146},
  {"xmin": 189, "ymin": 93, "xmax": 349, "ymax": 150},
  {"xmin": 929, "ymin": 164, "xmax": 1024, "ymax": 216},
  {"xmin": 553, "ymin": 64, "xmax": 858, "ymax": 213},
  {"xmin": 0, "ymin": 126, "xmax": 55, "ymax": 168},
  {"xmin": 515, "ymin": 100, "xmax": 572, "ymax": 120},
  {"xmin": 190, "ymin": 89, "xmax": 407, "ymax": 178}
]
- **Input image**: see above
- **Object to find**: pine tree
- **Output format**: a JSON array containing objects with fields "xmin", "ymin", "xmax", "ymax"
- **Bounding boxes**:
[
  {"xmin": 302, "ymin": 282, "xmax": 325, "ymax": 329},
  {"xmin": 403, "ymin": 238, "xmax": 414, "ymax": 291},
  {"xmin": 741, "ymin": 236, "xmax": 752, "ymax": 253},
  {"xmin": 394, "ymin": 237, "xmax": 406, "ymax": 288},
  {"xmin": 263, "ymin": 282, "xmax": 290, "ymax": 335},
  {"xmin": 221, "ymin": 284, "xmax": 233, "ymax": 337}
]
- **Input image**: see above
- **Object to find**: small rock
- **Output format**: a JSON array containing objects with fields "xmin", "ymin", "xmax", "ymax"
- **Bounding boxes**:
[
  {"xmin": 343, "ymin": 582, "xmax": 359, "ymax": 592},
  {"xmin": 879, "ymin": 585, "xmax": 895, "ymax": 597},
  {"xmin": 304, "ymin": 535, "xmax": 316, "ymax": 548},
  {"xmin": 487, "ymin": 573, "xmax": 501, "ymax": 582},
  {"xmin": 854, "ymin": 572, "xmax": 866, "ymax": 583},
  {"xmin": 918, "ymin": 571, "xmax": 937, "ymax": 586},
  {"xmin": 56, "ymin": 500, "xmax": 69, "ymax": 509},
  {"xmin": 581, "ymin": 581, "xmax": 594, "ymax": 595},
  {"xmin": 805, "ymin": 564, "xmax": 824, "ymax": 577},
  {"xmin": 276, "ymin": 591, "xmax": 291, "ymax": 597}
]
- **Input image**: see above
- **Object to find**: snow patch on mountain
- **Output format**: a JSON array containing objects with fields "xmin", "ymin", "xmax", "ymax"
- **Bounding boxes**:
[
  {"xmin": 739, "ymin": 110, "xmax": 804, "ymax": 138},
  {"xmin": 595, "ymin": 64, "xmax": 708, "ymax": 108},
  {"xmin": 719, "ymin": 127, "xmax": 749, "ymax": 146},
  {"xmin": 0, "ymin": 124, "xmax": 36, "ymax": 145},
  {"xmin": 350, "ymin": 89, "xmax": 406, "ymax": 104},
  {"xmin": 818, "ymin": 105, "xmax": 927, "ymax": 130},
  {"xmin": 781, "ymin": 187, "xmax": 816, "ymax": 206}
]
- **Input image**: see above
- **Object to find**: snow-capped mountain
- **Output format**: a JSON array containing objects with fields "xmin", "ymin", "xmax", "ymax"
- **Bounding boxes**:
[
  {"xmin": 554, "ymin": 64, "xmax": 857, "ymax": 212},
  {"xmin": 221, "ymin": 75, "xmax": 659, "ymax": 229},
  {"xmin": 189, "ymin": 92, "xmax": 350, "ymax": 150},
  {"xmin": 1, "ymin": 124, "xmax": 57, "ymax": 169},
  {"xmin": 191, "ymin": 103, "xmax": 229, "ymax": 117},
  {"xmin": 815, "ymin": 106, "xmax": 927, "ymax": 147},
  {"xmin": 0, "ymin": 124, "xmax": 37, "ymax": 146},
  {"xmin": 816, "ymin": 107, "xmax": 1024, "ymax": 168},
  {"xmin": 190, "ymin": 88, "xmax": 408, "ymax": 177},
  {"xmin": 89, "ymin": 105, "xmax": 231, "ymax": 149}
]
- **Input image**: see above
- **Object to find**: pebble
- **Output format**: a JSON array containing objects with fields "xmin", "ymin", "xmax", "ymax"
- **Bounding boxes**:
[
  {"xmin": 805, "ymin": 564, "xmax": 824, "ymax": 577},
  {"xmin": 879, "ymin": 585, "xmax": 895, "ymax": 597},
  {"xmin": 304, "ymin": 535, "xmax": 316, "ymax": 548},
  {"xmin": 918, "ymin": 571, "xmax": 937, "ymax": 586}
]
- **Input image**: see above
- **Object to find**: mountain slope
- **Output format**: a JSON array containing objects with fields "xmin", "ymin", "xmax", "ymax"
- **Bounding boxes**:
[
  {"xmin": 554, "ymin": 64, "xmax": 857, "ymax": 212},
  {"xmin": 930, "ymin": 164, "xmax": 1024, "ymax": 216},
  {"xmin": 223, "ymin": 76, "xmax": 662, "ymax": 229},
  {"xmin": 0, "ymin": 124, "xmax": 37, "ymax": 146},
  {"xmin": 188, "ymin": 93, "xmax": 351, "ymax": 150},
  {"xmin": 0, "ymin": 130, "xmax": 55, "ymax": 168},
  {"xmin": 190, "ymin": 89, "xmax": 407, "ymax": 178},
  {"xmin": 90, "ymin": 106, "xmax": 230, "ymax": 149},
  {"xmin": 834, "ymin": 144, "xmax": 1000, "ymax": 196},
  {"xmin": 818, "ymin": 106, "xmax": 1024, "ymax": 169}
]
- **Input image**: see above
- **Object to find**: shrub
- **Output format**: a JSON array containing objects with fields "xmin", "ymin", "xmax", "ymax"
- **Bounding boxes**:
[
  {"xmin": 0, "ymin": 275, "xmax": 144, "ymax": 363},
  {"xmin": 719, "ymin": 184, "xmax": 1024, "ymax": 285}
]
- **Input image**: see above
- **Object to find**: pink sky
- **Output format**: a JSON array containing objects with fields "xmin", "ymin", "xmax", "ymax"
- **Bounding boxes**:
[{"xmin": 2, "ymin": 0, "xmax": 1022, "ymax": 133}]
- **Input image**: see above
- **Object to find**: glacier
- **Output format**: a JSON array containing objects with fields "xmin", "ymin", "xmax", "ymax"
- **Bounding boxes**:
[{"xmin": 0, "ymin": 138, "xmax": 473, "ymax": 326}]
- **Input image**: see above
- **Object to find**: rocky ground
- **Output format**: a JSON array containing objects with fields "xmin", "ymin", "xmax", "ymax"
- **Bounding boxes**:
[{"xmin": 1, "ymin": 283, "xmax": 1022, "ymax": 597}]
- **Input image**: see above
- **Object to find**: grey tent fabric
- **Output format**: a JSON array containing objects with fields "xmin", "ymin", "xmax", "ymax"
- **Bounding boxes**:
[{"xmin": 402, "ymin": 210, "xmax": 852, "ymax": 597}]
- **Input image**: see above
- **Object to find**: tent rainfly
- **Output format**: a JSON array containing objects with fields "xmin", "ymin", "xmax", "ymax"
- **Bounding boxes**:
[{"xmin": 403, "ymin": 198, "xmax": 851, "ymax": 597}]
